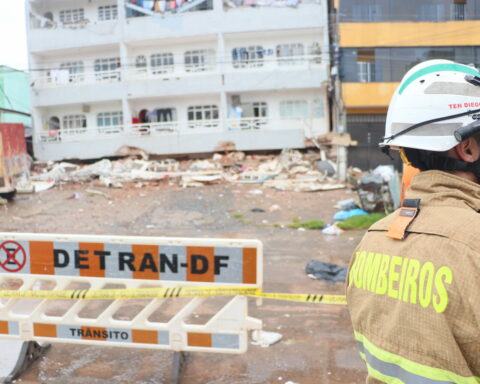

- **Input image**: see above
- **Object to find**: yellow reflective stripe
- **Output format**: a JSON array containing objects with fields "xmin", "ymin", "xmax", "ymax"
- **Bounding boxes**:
[{"xmin": 355, "ymin": 332, "xmax": 480, "ymax": 384}]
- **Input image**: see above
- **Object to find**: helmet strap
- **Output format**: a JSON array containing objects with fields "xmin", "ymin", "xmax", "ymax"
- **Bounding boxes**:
[{"xmin": 407, "ymin": 149, "xmax": 480, "ymax": 180}]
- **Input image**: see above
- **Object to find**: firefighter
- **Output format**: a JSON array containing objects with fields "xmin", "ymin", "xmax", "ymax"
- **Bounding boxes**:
[{"xmin": 346, "ymin": 59, "xmax": 480, "ymax": 383}]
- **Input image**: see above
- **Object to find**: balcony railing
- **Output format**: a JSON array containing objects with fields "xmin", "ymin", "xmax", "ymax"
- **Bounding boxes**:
[
  {"xmin": 33, "ymin": 55, "xmax": 322, "ymax": 89},
  {"xmin": 38, "ymin": 118, "xmax": 307, "ymax": 143},
  {"xmin": 34, "ymin": 69, "xmax": 121, "ymax": 88}
]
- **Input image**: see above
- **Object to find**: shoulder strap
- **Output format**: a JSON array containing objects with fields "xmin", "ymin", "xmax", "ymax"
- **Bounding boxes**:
[{"xmin": 387, "ymin": 199, "xmax": 421, "ymax": 240}]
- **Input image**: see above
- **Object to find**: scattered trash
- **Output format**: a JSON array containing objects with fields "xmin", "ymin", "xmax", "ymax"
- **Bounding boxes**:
[
  {"xmin": 356, "ymin": 165, "xmax": 401, "ymax": 213},
  {"xmin": 321, "ymin": 223, "xmax": 344, "ymax": 236},
  {"xmin": 0, "ymin": 198, "xmax": 7, "ymax": 206},
  {"xmin": 333, "ymin": 208, "xmax": 368, "ymax": 221},
  {"xmin": 305, "ymin": 260, "xmax": 347, "ymax": 282},
  {"xmin": 285, "ymin": 381, "xmax": 299, "ymax": 384},
  {"xmin": 251, "ymin": 208, "xmax": 266, "ymax": 213},
  {"xmin": 32, "ymin": 180, "xmax": 55, "ymax": 192},
  {"xmin": 248, "ymin": 189, "xmax": 264, "ymax": 195},
  {"xmin": 251, "ymin": 330, "xmax": 283, "ymax": 348},
  {"xmin": 67, "ymin": 192, "xmax": 82, "ymax": 200},
  {"xmin": 315, "ymin": 160, "xmax": 336, "ymax": 178},
  {"xmin": 335, "ymin": 198, "xmax": 358, "ymax": 211}
]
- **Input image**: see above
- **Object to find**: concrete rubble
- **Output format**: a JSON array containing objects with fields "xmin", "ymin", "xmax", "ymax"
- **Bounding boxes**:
[{"xmin": 29, "ymin": 149, "xmax": 346, "ymax": 193}]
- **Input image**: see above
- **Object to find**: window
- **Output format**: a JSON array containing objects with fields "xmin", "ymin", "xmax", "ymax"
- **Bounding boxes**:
[
  {"xmin": 357, "ymin": 49, "xmax": 376, "ymax": 82},
  {"xmin": 97, "ymin": 111, "xmax": 123, "ymax": 134},
  {"xmin": 240, "ymin": 102, "xmax": 268, "ymax": 118},
  {"xmin": 452, "ymin": 1, "xmax": 466, "ymax": 20},
  {"xmin": 419, "ymin": 4, "xmax": 446, "ymax": 21},
  {"xmin": 135, "ymin": 55, "xmax": 147, "ymax": 74},
  {"xmin": 352, "ymin": 4, "xmax": 382, "ymax": 21},
  {"xmin": 280, "ymin": 100, "xmax": 308, "ymax": 120},
  {"xmin": 150, "ymin": 53, "xmax": 174, "ymax": 74},
  {"xmin": 232, "ymin": 46, "xmax": 264, "ymax": 68},
  {"xmin": 276, "ymin": 44, "xmax": 305, "ymax": 65},
  {"xmin": 94, "ymin": 57, "xmax": 121, "ymax": 81},
  {"xmin": 184, "ymin": 50, "xmax": 215, "ymax": 72},
  {"xmin": 187, "ymin": 105, "xmax": 219, "ymax": 128},
  {"xmin": 98, "ymin": 5, "xmax": 118, "ymax": 21},
  {"xmin": 97, "ymin": 111, "xmax": 123, "ymax": 127},
  {"xmin": 62, "ymin": 114, "xmax": 87, "ymax": 133},
  {"xmin": 312, "ymin": 99, "xmax": 324, "ymax": 118},
  {"xmin": 358, "ymin": 62, "xmax": 375, "ymax": 82},
  {"xmin": 187, "ymin": 105, "xmax": 219, "ymax": 121},
  {"xmin": 48, "ymin": 116, "xmax": 60, "ymax": 131},
  {"xmin": 59, "ymin": 9, "xmax": 85, "ymax": 23},
  {"xmin": 308, "ymin": 42, "xmax": 322, "ymax": 64},
  {"xmin": 60, "ymin": 61, "xmax": 84, "ymax": 82}
]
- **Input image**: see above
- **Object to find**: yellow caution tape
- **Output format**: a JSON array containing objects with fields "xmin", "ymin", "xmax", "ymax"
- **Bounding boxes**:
[{"xmin": 0, "ymin": 286, "xmax": 347, "ymax": 305}]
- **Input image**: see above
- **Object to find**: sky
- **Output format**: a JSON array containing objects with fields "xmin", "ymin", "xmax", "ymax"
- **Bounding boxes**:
[{"xmin": 0, "ymin": 1, "xmax": 28, "ymax": 71}]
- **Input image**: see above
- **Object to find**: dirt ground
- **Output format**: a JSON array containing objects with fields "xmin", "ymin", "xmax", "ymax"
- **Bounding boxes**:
[{"xmin": 0, "ymin": 181, "xmax": 367, "ymax": 384}]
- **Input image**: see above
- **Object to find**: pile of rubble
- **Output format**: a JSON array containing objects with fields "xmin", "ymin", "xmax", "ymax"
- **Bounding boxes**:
[{"xmin": 30, "ymin": 149, "xmax": 346, "ymax": 193}]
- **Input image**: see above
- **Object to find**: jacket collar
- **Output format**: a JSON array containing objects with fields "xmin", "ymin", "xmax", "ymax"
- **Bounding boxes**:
[{"xmin": 406, "ymin": 170, "xmax": 480, "ymax": 212}]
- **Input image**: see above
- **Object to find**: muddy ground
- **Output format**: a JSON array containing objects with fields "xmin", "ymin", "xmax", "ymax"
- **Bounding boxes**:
[{"xmin": 1, "ymin": 181, "xmax": 366, "ymax": 384}]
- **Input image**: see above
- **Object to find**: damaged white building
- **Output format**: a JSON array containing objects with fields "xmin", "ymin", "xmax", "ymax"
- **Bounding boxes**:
[{"xmin": 26, "ymin": 0, "xmax": 330, "ymax": 161}]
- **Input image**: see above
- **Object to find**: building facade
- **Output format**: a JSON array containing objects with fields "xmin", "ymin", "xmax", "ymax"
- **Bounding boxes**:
[
  {"xmin": 26, "ymin": 0, "xmax": 330, "ymax": 161},
  {"xmin": 0, "ymin": 66, "xmax": 32, "ymax": 132},
  {"xmin": 336, "ymin": 0, "xmax": 480, "ymax": 169}
]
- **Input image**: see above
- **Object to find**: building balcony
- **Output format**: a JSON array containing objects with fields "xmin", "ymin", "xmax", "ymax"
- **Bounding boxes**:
[
  {"xmin": 32, "ymin": 54, "xmax": 326, "ymax": 101},
  {"xmin": 28, "ymin": 21, "xmax": 120, "ymax": 53},
  {"xmin": 123, "ymin": 1, "xmax": 325, "ymax": 42},
  {"xmin": 32, "ymin": 70, "xmax": 123, "ymax": 106},
  {"xmin": 224, "ymin": 55, "xmax": 327, "ymax": 91},
  {"xmin": 125, "ymin": 65, "xmax": 221, "ymax": 97},
  {"xmin": 34, "ymin": 117, "xmax": 324, "ymax": 161}
]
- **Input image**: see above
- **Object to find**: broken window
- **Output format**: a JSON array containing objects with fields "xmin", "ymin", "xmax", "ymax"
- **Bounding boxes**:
[
  {"xmin": 94, "ymin": 57, "xmax": 121, "ymax": 81},
  {"xmin": 62, "ymin": 114, "xmax": 87, "ymax": 133},
  {"xmin": 184, "ymin": 50, "xmax": 215, "ymax": 72},
  {"xmin": 59, "ymin": 9, "xmax": 85, "ymax": 23},
  {"xmin": 151, "ymin": 53, "xmax": 174, "ymax": 74},
  {"xmin": 232, "ymin": 46, "xmax": 264, "ymax": 68},
  {"xmin": 98, "ymin": 5, "xmax": 118, "ymax": 21},
  {"xmin": 276, "ymin": 44, "xmax": 305, "ymax": 65},
  {"xmin": 280, "ymin": 100, "xmax": 308, "ymax": 120}
]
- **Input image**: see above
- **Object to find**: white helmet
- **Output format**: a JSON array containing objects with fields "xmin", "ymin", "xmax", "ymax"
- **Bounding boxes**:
[{"xmin": 381, "ymin": 59, "xmax": 480, "ymax": 152}]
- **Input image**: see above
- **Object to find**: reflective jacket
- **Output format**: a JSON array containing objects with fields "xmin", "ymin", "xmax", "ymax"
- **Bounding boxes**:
[{"xmin": 347, "ymin": 170, "xmax": 480, "ymax": 384}]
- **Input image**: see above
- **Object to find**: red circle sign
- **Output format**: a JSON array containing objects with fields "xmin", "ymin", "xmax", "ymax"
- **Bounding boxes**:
[{"xmin": 0, "ymin": 241, "xmax": 27, "ymax": 272}]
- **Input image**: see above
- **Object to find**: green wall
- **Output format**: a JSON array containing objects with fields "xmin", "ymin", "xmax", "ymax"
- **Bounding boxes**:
[{"xmin": 0, "ymin": 66, "xmax": 31, "ymax": 130}]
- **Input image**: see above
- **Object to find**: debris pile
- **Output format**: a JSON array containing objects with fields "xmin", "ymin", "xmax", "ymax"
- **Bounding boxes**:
[{"xmin": 29, "ymin": 149, "xmax": 346, "ymax": 193}]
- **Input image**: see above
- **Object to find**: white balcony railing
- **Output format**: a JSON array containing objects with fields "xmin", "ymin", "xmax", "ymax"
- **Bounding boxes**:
[
  {"xmin": 34, "ymin": 69, "xmax": 121, "ymax": 88},
  {"xmin": 33, "ymin": 55, "xmax": 322, "ymax": 89},
  {"xmin": 38, "ymin": 118, "xmax": 307, "ymax": 143}
]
